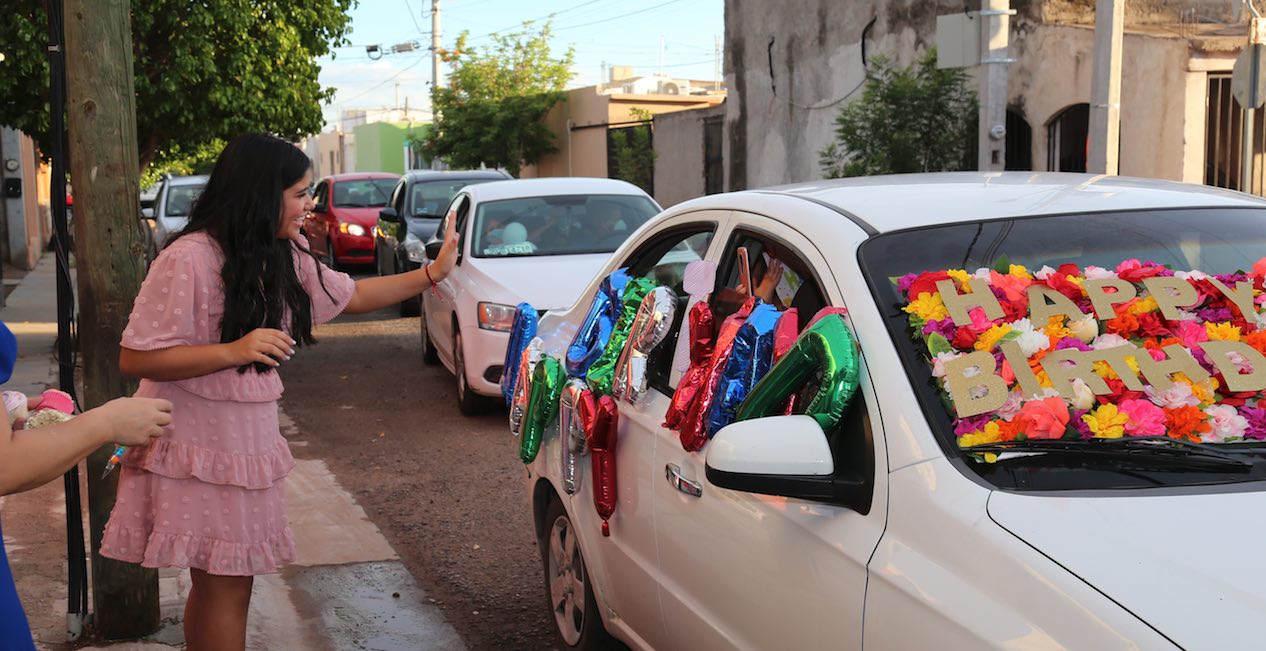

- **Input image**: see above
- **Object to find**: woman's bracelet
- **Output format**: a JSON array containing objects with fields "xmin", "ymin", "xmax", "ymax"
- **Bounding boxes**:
[{"xmin": 424, "ymin": 264, "xmax": 440, "ymax": 298}]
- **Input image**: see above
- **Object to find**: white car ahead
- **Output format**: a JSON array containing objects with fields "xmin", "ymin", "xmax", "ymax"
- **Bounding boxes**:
[
  {"xmin": 422, "ymin": 177, "xmax": 660, "ymax": 415},
  {"xmin": 520, "ymin": 172, "xmax": 1266, "ymax": 650}
]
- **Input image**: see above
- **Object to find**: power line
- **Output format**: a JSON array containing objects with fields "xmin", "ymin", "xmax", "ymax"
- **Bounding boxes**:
[
  {"xmin": 402, "ymin": 0, "xmax": 425, "ymax": 33},
  {"xmin": 554, "ymin": 0, "xmax": 688, "ymax": 31},
  {"xmin": 469, "ymin": 0, "xmax": 612, "ymax": 41},
  {"xmin": 338, "ymin": 56, "xmax": 427, "ymax": 105}
]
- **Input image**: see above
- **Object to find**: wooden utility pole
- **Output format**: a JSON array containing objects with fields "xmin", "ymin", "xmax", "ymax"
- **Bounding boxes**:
[
  {"xmin": 63, "ymin": 0, "xmax": 160, "ymax": 638},
  {"xmin": 1088, "ymin": 0, "xmax": 1124, "ymax": 175}
]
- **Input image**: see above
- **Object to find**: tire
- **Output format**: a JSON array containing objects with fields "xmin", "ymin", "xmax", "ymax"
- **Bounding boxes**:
[
  {"xmin": 420, "ymin": 308, "xmax": 439, "ymax": 365},
  {"xmin": 324, "ymin": 238, "xmax": 338, "ymax": 271},
  {"xmin": 454, "ymin": 328, "xmax": 486, "ymax": 415},
  {"xmin": 541, "ymin": 497, "xmax": 612, "ymax": 649}
]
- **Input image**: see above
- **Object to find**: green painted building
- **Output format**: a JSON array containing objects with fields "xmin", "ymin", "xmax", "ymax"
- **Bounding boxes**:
[{"xmin": 352, "ymin": 121, "xmax": 433, "ymax": 174}]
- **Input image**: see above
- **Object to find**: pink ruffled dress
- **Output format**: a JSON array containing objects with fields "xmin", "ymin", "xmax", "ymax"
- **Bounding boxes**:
[{"xmin": 100, "ymin": 232, "xmax": 355, "ymax": 576}]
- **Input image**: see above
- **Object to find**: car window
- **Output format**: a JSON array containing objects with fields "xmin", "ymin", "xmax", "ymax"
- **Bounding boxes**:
[
  {"xmin": 619, "ymin": 225, "xmax": 716, "ymax": 394},
  {"xmin": 410, "ymin": 179, "xmax": 497, "ymax": 219},
  {"xmin": 471, "ymin": 194, "xmax": 659, "ymax": 258},
  {"xmin": 313, "ymin": 181, "xmax": 330, "ymax": 212},
  {"xmin": 712, "ymin": 231, "xmax": 826, "ymax": 326},
  {"xmin": 332, "ymin": 179, "xmax": 396, "ymax": 208},
  {"xmin": 164, "ymin": 184, "xmax": 204, "ymax": 217}
]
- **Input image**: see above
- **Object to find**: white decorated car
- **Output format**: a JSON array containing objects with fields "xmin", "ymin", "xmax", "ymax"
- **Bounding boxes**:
[
  {"xmin": 515, "ymin": 172, "xmax": 1266, "ymax": 650},
  {"xmin": 421, "ymin": 177, "xmax": 660, "ymax": 414}
]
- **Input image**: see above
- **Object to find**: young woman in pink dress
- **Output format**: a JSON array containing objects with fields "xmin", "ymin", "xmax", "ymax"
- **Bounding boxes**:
[{"xmin": 99, "ymin": 133, "xmax": 459, "ymax": 650}]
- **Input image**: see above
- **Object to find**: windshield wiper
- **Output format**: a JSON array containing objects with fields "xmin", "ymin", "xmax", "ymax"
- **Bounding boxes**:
[{"xmin": 964, "ymin": 436, "xmax": 1255, "ymax": 471}]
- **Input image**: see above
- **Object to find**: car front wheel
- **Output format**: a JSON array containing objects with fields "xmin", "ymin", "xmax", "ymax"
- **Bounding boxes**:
[
  {"xmin": 454, "ymin": 328, "xmax": 486, "ymax": 415},
  {"xmin": 324, "ymin": 237, "xmax": 338, "ymax": 271},
  {"xmin": 542, "ymin": 497, "xmax": 611, "ymax": 649},
  {"xmin": 419, "ymin": 308, "xmax": 439, "ymax": 365}
]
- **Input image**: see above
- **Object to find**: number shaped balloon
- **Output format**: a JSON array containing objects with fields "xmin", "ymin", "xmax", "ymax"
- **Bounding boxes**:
[
  {"xmin": 663, "ymin": 301, "xmax": 716, "ymax": 431},
  {"xmin": 566, "ymin": 268, "xmax": 631, "ymax": 378},
  {"xmin": 612, "ymin": 286, "xmax": 678, "ymax": 404},
  {"xmin": 772, "ymin": 308, "xmax": 800, "ymax": 415},
  {"xmin": 586, "ymin": 276, "xmax": 655, "ymax": 396},
  {"xmin": 500, "ymin": 303, "xmax": 538, "ymax": 405},
  {"xmin": 707, "ymin": 302, "xmax": 782, "ymax": 438},
  {"xmin": 582, "ymin": 391, "xmax": 619, "ymax": 537},
  {"xmin": 558, "ymin": 378, "xmax": 591, "ymax": 495},
  {"xmin": 521, "ymin": 355, "xmax": 564, "ymax": 464},
  {"xmin": 736, "ymin": 313, "xmax": 860, "ymax": 431},
  {"xmin": 509, "ymin": 337, "xmax": 543, "ymax": 436}
]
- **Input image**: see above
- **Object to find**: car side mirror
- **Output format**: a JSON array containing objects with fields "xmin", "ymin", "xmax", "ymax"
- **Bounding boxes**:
[
  {"xmin": 705, "ymin": 415, "xmax": 869, "ymax": 511},
  {"xmin": 379, "ymin": 207, "xmax": 400, "ymax": 223},
  {"xmin": 424, "ymin": 239, "xmax": 443, "ymax": 260},
  {"xmin": 141, "ymin": 207, "xmax": 155, "ymax": 220}
]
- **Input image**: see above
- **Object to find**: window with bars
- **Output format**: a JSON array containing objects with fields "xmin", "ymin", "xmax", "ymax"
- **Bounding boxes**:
[{"xmin": 1206, "ymin": 73, "xmax": 1266, "ymax": 195}]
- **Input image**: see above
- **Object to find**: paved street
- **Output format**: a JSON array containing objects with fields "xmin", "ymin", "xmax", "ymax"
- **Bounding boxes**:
[{"xmin": 278, "ymin": 276, "xmax": 559, "ymax": 650}]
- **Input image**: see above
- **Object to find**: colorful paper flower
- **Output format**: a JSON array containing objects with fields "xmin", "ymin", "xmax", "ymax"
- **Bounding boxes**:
[
  {"xmin": 1015, "ymin": 397, "xmax": 1070, "ymax": 439},
  {"xmin": 1082, "ymin": 403, "xmax": 1130, "ymax": 439},
  {"xmin": 1164, "ymin": 405, "xmax": 1210, "ymax": 442},
  {"xmin": 904, "ymin": 292, "xmax": 949, "ymax": 322},
  {"xmin": 1203, "ymin": 404, "xmax": 1249, "ymax": 442},
  {"xmin": 1119, "ymin": 399, "xmax": 1166, "ymax": 437}
]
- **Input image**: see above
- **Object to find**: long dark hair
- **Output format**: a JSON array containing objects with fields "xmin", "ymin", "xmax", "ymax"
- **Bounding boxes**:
[{"xmin": 174, "ymin": 133, "xmax": 327, "ymax": 373}]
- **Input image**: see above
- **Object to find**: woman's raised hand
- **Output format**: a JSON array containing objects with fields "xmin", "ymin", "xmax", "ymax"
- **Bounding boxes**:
[
  {"xmin": 429, "ymin": 214, "xmax": 460, "ymax": 283},
  {"xmin": 226, "ymin": 328, "xmax": 296, "ymax": 368}
]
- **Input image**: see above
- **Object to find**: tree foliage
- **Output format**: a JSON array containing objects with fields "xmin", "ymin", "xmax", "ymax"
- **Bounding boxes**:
[
  {"xmin": 0, "ymin": 1, "xmax": 354, "ymax": 171},
  {"xmin": 819, "ymin": 50, "xmax": 977, "ymax": 178},
  {"xmin": 609, "ymin": 108, "xmax": 655, "ymax": 194},
  {"xmin": 424, "ymin": 22, "xmax": 574, "ymax": 176}
]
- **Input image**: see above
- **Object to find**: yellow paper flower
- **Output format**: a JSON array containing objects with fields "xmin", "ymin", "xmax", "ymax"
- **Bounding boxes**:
[
  {"xmin": 946, "ymin": 269, "xmax": 972, "ymax": 285},
  {"xmin": 1205, "ymin": 322, "xmax": 1242, "ymax": 341},
  {"xmin": 1008, "ymin": 264, "xmax": 1033, "ymax": 280},
  {"xmin": 1128, "ymin": 296, "xmax": 1159, "ymax": 315},
  {"xmin": 1172, "ymin": 372, "xmax": 1218, "ymax": 404},
  {"xmin": 1042, "ymin": 316, "xmax": 1073, "ymax": 341},
  {"xmin": 1092, "ymin": 360, "xmax": 1119, "ymax": 380},
  {"xmin": 958, "ymin": 421, "xmax": 1003, "ymax": 448},
  {"xmin": 1082, "ymin": 403, "xmax": 1129, "ymax": 439},
  {"xmin": 1067, "ymin": 275, "xmax": 1085, "ymax": 287},
  {"xmin": 903, "ymin": 291, "xmax": 949, "ymax": 322},
  {"xmin": 975, "ymin": 324, "xmax": 1013, "ymax": 352}
]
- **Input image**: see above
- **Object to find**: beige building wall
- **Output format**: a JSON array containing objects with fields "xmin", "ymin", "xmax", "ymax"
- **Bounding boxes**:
[
  {"xmin": 653, "ymin": 104, "xmax": 726, "ymax": 207},
  {"xmin": 522, "ymin": 86, "xmax": 724, "ymax": 180}
]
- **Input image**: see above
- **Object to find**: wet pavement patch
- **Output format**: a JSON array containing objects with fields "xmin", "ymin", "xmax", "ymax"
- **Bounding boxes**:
[{"xmin": 285, "ymin": 561, "xmax": 466, "ymax": 651}]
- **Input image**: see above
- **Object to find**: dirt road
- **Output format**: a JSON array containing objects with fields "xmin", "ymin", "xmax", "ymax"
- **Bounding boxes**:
[{"xmin": 280, "ymin": 303, "xmax": 559, "ymax": 650}]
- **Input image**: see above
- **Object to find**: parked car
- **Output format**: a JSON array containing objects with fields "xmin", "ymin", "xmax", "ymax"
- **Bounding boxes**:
[
  {"xmin": 520, "ymin": 172, "xmax": 1266, "ymax": 650},
  {"xmin": 142, "ymin": 174, "xmax": 207, "ymax": 257},
  {"xmin": 421, "ymin": 177, "xmax": 660, "ymax": 415},
  {"xmin": 303, "ymin": 172, "xmax": 399, "ymax": 269},
  {"xmin": 375, "ymin": 169, "xmax": 512, "ymax": 315}
]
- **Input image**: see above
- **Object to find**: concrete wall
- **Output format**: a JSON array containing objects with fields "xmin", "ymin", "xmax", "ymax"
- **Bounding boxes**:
[
  {"xmin": 0, "ymin": 129, "xmax": 49, "ymax": 270},
  {"xmin": 653, "ymin": 103, "xmax": 726, "ymax": 207},
  {"xmin": 522, "ymin": 86, "xmax": 726, "ymax": 180},
  {"xmin": 724, "ymin": 0, "xmax": 1220, "ymax": 188}
]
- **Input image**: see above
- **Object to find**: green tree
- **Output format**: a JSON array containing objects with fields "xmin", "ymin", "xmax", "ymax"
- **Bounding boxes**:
[
  {"xmin": 0, "ymin": 1, "xmax": 354, "ymax": 171},
  {"xmin": 819, "ymin": 49, "xmax": 977, "ymax": 178},
  {"xmin": 425, "ymin": 21, "xmax": 574, "ymax": 176},
  {"xmin": 609, "ymin": 107, "xmax": 655, "ymax": 193}
]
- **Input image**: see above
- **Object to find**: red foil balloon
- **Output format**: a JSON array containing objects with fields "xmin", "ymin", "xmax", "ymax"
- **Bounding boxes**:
[
  {"xmin": 678, "ymin": 298, "xmax": 755, "ymax": 452},
  {"xmin": 582, "ymin": 392, "xmax": 619, "ymax": 537},
  {"xmin": 663, "ymin": 301, "xmax": 716, "ymax": 431},
  {"xmin": 773, "ymin": 308, "xmax": 800, "ymax": 415}
]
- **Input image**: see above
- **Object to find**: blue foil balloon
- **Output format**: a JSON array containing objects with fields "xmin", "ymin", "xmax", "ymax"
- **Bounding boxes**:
[
  {"xmin": 707, "ymin": 302, "xmax": 781, "ymax": 438},
  {"xmin": 500, "ymin": 302, "xmax": 538, "ymax": 405},
  {"xmin": 565, "ymin": 268, "xmax": 631, "ymax": 377}
]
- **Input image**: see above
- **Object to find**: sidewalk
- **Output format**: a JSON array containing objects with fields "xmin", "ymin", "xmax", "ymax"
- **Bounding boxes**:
[{"xmin": 0, "ymin": 252, "xmax": 465, "ymax": 650}]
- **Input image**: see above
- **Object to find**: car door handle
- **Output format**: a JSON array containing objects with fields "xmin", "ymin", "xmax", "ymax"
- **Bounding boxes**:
[{"xmin": 665, "ymin": 464, "xmax": 702, "ymax": 498}]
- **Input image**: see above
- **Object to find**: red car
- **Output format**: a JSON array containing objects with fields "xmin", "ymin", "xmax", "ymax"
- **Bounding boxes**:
[{"xmin": 304, "ymin": 172, "xmax": 400, "ymax": 268}]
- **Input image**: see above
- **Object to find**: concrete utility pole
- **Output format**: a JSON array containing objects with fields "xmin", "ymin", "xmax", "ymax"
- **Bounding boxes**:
[
  {"xmin": 978, "ymin": 0, "xmax": 1013, "ymax": 171},
  {"xmin": 63, "ymin": 0, "xmax": 160, "ymax": 637},
  {"xmin": 431, "ymin": 0, "xmax": 442, "ymax": 98},
  {"xmin": 1088, "ymin": 0, "xmax": 1124, "ymax": 175}
]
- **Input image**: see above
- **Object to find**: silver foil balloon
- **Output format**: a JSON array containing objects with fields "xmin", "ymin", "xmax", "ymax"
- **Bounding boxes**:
[
  {"xmin": 612, "ymin": 286, "xmax": 678, "ymax": 404},
  {"xmin": 558, "ymin": 378, "xmax": 590, "ymax": 495},
  {"xmin": 509, "ymin": 337, "xmax": 544, "ymax": 436}
]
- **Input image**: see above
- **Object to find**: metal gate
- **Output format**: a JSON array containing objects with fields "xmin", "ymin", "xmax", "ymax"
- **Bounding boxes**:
[{"xmin": 1206, "ymin": 73, "xmax": 1266, "ymax": 195}]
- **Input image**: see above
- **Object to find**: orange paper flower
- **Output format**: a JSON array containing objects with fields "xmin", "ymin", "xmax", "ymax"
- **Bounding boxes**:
[{"xmin": 1164, "ymin": 405, "xmax": 1211, "ymax": 443}]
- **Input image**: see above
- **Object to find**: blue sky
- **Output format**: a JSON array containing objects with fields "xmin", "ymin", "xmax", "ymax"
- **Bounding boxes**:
[{"xmin": 316, "ymin": 0, "xmax": 724, "ymax": 130}]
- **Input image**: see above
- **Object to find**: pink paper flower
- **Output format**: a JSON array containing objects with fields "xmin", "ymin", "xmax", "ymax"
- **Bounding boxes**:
[
  {"xmin": 1119, "ymin": 399, "xmax": 1166, "ymax": 437},
  {"xmin": 1015, "ymin": 397, "xmax": 1070, "ymax": 440},
  {"xmin": 1203, "ymin": 404, "xmax": 1249, "ymax": 442}
]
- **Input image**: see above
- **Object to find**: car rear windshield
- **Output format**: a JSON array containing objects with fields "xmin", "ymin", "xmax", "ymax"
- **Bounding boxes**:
[
  {"xmin": 164, "ymin": 184, "xmax": 204, "ymax": 217},
  {"xmin": 471, "ymin": 194, "xmax": 659, "ymax": 258},
  {"xmin": 333, "ymin": 179, "xmax": 395, "ymax": 208},
  {"xmin": 859, "ymin": 207, "xmax": 1266, "ymax": 490},
  {"xmin": 410, "ymin": 179, "xmax": 495, "ymax": 218}
]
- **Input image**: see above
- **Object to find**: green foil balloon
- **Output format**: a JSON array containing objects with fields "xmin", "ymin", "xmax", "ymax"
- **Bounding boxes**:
[
  {"xmin": 736, "ymin": 314, "xmax": 860, "ymax": 431},
  {"xmin": 521, "ymin": 355, "xmax": 565, "ymax": 464},
  {"xmin": 586, "ymin": 276, "xmax": 655, "ymax": 396}
]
